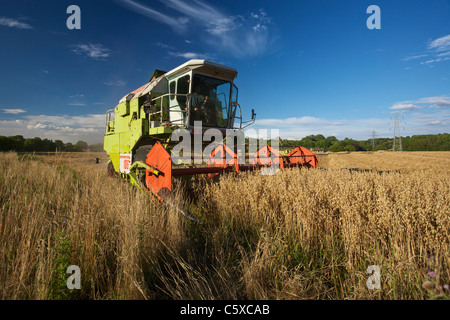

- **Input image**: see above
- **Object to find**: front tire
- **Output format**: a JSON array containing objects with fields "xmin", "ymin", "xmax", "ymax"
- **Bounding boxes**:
[{"xmin": 107, "ymin": 160, "xmax": 116, "ymax": 178}]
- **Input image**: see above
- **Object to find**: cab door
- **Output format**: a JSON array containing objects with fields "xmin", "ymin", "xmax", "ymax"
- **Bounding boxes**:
[{"xmin": 169, "ymin": 74, "xmax": 190, "ymax": 125}]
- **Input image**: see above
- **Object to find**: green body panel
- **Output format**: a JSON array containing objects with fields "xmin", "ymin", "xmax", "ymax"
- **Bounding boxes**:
[
  {"xmin": 104, "ymin": 134, "xmax": 120, "ymax": 172},
  {"xmin": 104, "ymin": 95, "xmax": 176, "ymax": 173}
]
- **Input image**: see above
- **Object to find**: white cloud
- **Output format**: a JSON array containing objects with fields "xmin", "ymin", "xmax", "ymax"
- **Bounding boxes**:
[
  {"xmin": 403, "ymin": 34, "xmax": 450, "ymax": 67},
  {"xmin": 437, "ymin": 51, "xmax": 450, "ymax": 58},
  {"xmin": 67, "ymin": 103, "xmax": 87, "ymax": 106},
  {"xmin": 255, "ymin": 116, "xmax": 346, "ymax": 128},
  {"xmin": 389, "ymin": 103, "xmax": 421, "ymax": 111},
  {"xmin": 2, "ymin": 108, "xmax": 26, "ymax": 114},
  {"xmin": 24, "ymin": 114, "xmax": 105, "ymax": 127},
  {"xmin": 114, "ymin": 0, "xmax": 274, "ymax": 58},
  {"xmin": 71, "ymin": 43, "xmax": 111, "ymax": 60},
  {"xmin": 420, "ymin": 56, "xmax": 450, "ymax": 65},
  {"xmin": 416, "ymin": 96, "xmax": 450, "ymax": 108},
  {"xmin": 200, "ymin": 7, "xmax": 273, "ymax": 57},
  {"xmin": 390, "ymin": 96, "xmax": 450, "ymax": 113},
  {"xmin": 156, "ymin": 42, "xmax": 175, "ymax": 50},
  {"xmin": 245, "ymin": 116, "xmax": 391, "ymax": 140},
  {"xmin": 103, "ymin": 80, "xmax": 126, "ymax": 87},
  {"xmin": 244, "ymin": 110, "xmax": 449, "ymax": 140},
  {"xmin": 425, "ymin": 120, "xmax": 447, "ymax": 126},
  {"xmin": 0, "ymin": 17, "xmax": 33, "ymax": 29},
  {"xmin": 402, "ymin": 54, "xmax": 428, "ymax": 61},
  {"xmin": 425, "ymin": 34, "xmax": 450, "ymax": 65},
  {"xmin": 113, "ymin": 0, "xmax": 189, "ymax": 33},
  {"xmin": 0, "ymin": 114, "xmax": 105, "ymax": 144},
  {"xmin": 168, "ymin": 51, "xmax": 211, "ymax": 60},
  {"xmin": 428, "ymin": 34, "xmax": 450, "ymax": 52},
  {"xmin": 244, "ymin": 94, "xmax": 450, "ymax": 140}
]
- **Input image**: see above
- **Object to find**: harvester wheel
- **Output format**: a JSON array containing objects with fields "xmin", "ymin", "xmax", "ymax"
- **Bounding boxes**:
[{"xmin": 107, "ymin": 161, "xmax": 116, "ymax": 178}]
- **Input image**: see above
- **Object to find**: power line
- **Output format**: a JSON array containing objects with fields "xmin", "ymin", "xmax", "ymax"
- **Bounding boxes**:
[
  {"xmin": 371, "ymin": 129, "xmax": 376, "ymax": 149},
  {"xmin": 390, "ymin": 114, "xmax": 405, "ymax": 152}
]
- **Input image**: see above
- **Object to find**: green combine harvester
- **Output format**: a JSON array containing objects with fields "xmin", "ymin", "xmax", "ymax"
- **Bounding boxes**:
[{"xmin": 103, "ymin": 60, "xmax": 318, "ymax": 215}]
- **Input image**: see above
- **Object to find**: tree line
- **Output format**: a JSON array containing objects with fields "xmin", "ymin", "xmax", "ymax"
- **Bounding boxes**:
[
  {"xmin": 0, "ymin": 135, "xmax": 103, "ymax": 152},
  {"xmin": 279, "ymin": 133, "xmax": 450, "ymax": 152},
  {"xmin": 1, "ymin": 133, "xmax": 449, "ymax": 153}
]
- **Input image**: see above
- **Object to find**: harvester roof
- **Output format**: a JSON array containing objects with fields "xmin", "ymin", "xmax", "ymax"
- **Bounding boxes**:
[{"xmin": 119, "ymin": 60, "xmax": 237, "ymax": 104}]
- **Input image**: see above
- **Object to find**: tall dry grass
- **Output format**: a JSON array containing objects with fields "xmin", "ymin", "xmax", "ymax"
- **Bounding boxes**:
[
  {"xmin": 0, "ymin": 152, "xmax": 188, "ymax": 299},
  {"xmin": 198, "ymin": 167, "xmax": 449, "ymax": 299},
  {"xmin": 0, "ymin": 151, "xmax": 449, "ymax": 299}
]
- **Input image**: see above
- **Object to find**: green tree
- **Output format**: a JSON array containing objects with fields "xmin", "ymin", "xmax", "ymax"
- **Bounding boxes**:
[
  {"xmin": 74, "ymin": 141, "xmax": 88, "ymax": 152},
  {"xmin": 329, "ymin": 141, "xmax": 344, "ymax": 152},
  {"xmin": 55, "ymin": 140, "xmax": 64, "ymax": 152},
  {"xmin": 24, "ymin": 137, "xmax": 44, "ymax": 152}
]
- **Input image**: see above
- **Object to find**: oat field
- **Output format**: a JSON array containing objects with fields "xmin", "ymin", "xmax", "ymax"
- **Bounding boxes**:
[{"xmin": 0, "ymin": 151, "xmax": 449, "ymax": 300}]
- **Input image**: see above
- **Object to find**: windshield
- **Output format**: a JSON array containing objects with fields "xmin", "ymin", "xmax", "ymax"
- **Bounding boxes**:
[{"xmin": 190, "ymin": 74, "xmax": 230, "ymax": 128}]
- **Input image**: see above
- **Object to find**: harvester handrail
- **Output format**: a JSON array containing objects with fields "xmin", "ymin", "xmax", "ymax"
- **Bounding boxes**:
[
  {"xmin": 233, "ymin": 102, "xmax": 255, "ymax": 129},
  {"xmin": 105, "ymin": 108, "xmax": 115, "ymax": 133},
  {"xmin": 148, "ymin": 93, "xmax": 192, "ymax": 125}
]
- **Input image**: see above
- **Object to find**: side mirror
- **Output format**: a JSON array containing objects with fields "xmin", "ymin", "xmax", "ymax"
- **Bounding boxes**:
[{"xmin": 251, "ymin": 109, "xmax": 256, "ymax": 120}]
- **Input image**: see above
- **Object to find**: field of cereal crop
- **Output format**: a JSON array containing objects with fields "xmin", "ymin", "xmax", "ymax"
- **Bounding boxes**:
[{"xmin": 1, "ymin": 151, "xmax": 449, "ymax": 300}]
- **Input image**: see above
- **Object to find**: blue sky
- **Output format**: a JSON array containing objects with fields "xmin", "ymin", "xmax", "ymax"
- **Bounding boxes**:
[{"xmin": 0, "ymin": 0, "xmax": 449, "ymax": 144}]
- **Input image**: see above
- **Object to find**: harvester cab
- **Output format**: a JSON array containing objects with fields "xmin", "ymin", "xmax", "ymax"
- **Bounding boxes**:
[{"xmin": 103, "ymin": 59, "xmax": 318, "ymax": 215}]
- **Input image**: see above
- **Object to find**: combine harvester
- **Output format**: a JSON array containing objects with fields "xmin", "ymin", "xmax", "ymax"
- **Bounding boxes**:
[{"xmin": 103, "ymin": 60, "xmax": 318, "ymax": 217}]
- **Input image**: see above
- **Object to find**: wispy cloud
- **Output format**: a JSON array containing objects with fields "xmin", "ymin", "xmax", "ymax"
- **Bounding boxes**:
[
  {"xmin": 247, "ymin": 116, "xmax": 390, "ymax": 140},
  {"xmin": 0, "ymin": 17, "xmax": 33, "ymax": 29},
  {"xmin": 252, "ymin": 96, "xmax": 448, "ymax": 140},
  {"xmin": 156, "ymin": 42, "xmax": 175, "ymax": 50},
  {"xmin": 247, "ymin": 108, "xmax": 449, "ymax": 140},
  {"xmin": 2, "ymin": 108, "xmax": 26, "ymax": 114},
  {"xmin": 428, "ymin": 34, "xmax": 450, "ymax": 52},
  {"xmin": 402, "ymin": 54, "xmax": 428, "ymax": 61},
  {"xmin": 69, "ymin": 94, "xmax": 84, "ymax": 98},
  {"xmin": 168, "ymin": 51, "xmax": 212, "ymax": 60},
  {"xmin": 425, "ymin": 120, "xmax": 448, "ymax": 126},
  {"xmin": 67, "ymin": 103, "xmax": 87, "ymax": 106},
  {"xmin": 390, "ymin": 96, "xmax": 450, "ymax": 113},
  {"xmin": 417, "ymin": 96, "xmax": 450, "ymax": 108},
  {"xmin": 113, "ymin": 0, "xmax": 189, "ymax": 33},
  {"xmin": 71, "ymin": 43, "xmax": 111, "ymax": 60},
  {"xmin": 421, "ymin": 37, "xmax": 450, "ymax": 64},
  {"xmin": 0, "ymin": 114, "xmax": 105, "ymax": 144},
  {"xmin": 103, "ymin": 80, "xmax": 126, "ymax": 87},
  {"xmin": 389, "ymin": 103, "xmax": 421, "ymax": 111},
  {"xmin": 202, "ymin": 8, "xmax": 273, "ymax": 57},
  {"xmin": 24, "ymin": 114, "xmax": 104, "ymax": 129},
  {"xmin": 404, "ymin": 34, "xmax": 450, "ymax": 67},
  {"xmin": 420, "ymin": 56, "xmax": 450, "ymax": 65},
  {"xmin": 114, "ymin": 0, "xmax": 274, "ymax": 58}
]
